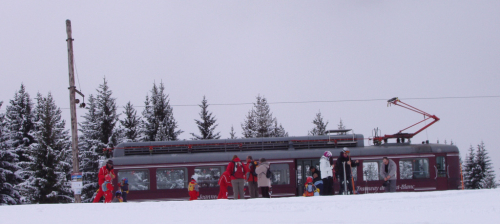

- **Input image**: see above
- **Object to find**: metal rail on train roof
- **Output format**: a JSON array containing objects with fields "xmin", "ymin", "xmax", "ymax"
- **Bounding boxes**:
[{"xmin": 108, "ymin": 134, "xmax": 365, "ymax": 157}]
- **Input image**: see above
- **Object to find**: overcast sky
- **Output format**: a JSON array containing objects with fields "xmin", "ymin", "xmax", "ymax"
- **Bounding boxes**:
[{"xmin": 1, "ymin": 1, "xmax": 499, "ymax": 178}]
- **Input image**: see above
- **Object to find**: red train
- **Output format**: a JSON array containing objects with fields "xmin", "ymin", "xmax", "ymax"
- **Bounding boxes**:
[{"xmin": 111, "ymin": 132, "xmax": 461, "ymax": 201}]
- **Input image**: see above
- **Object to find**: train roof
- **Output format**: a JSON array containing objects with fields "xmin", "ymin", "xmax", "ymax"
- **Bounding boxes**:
[{"xmin": 111, "ymin": 135, "xmax": 459, "ymax": 166}]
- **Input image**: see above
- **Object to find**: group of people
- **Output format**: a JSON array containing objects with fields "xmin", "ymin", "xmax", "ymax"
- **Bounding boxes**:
[
  {"xmin": 93, "ymin": 160, "xmax": 129, "ymax": 203},
  {"xmin": 304, "ymin": 148, "xmax": 359, "ymax": 196},
  {"xmin": 304, "ymin": 148, "xmax": 397, "ymax": 196},
  {"xmin": 189, "ymin": 155, "xmax": 272, "ymax": 200},
  {"xmin": 95, "ymin": 148, "xmax": 398, "ymax": 202}
]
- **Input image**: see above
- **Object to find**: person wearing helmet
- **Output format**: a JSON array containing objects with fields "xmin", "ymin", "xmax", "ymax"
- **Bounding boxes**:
[
  {"xmin": 120, "ymin": 178, "xmax": 129, "ymax": 202},
  {"xmin": 188, "ymin": 174, "xmax": 200, "ymax": 200},
  {"xmin": 335, "ymin": 148, "xmax": 359, "ymax": 195},
  {"xmin": 303, "ymin": 177, "xmax": 317, "ymax": 197},
  {"xmin": 319, "ymin": 151, "xmax": 334, "ymax": 195},
  {"xmin": 93, "ymin": 160, "xmax": 116, "ymax": 203},
  {"xmin": 112, "ymin": 191, "xmax": 123, "ymax": 203},
  {"xmin": 102, "ymin": 174, "xmax": 114, "ymax": 203}
]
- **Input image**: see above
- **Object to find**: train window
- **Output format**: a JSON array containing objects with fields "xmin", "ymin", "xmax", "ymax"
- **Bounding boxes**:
[
  {"xmin": 270, "ymin": 164, "xmax": 290, "ymax": 185},
  {"xmin": 436, "ymin": 157, "xmax": 446, "ymax": 177},
  {"xmin": 352, "ymin": 166, "xmax": 358, "ymax": 181},
  {"xmin": 156, "ymin": 168, "xmax": 188, "ymax": 189},
  {"xmin": 363, "ymin": 161, "xmax": 381, "ymax": 181},
  {"xmin": 399, "ymin": 158, "xmax": 430, "ymax": 179},
  {"xmin": 117, "ymin": 169, "xmax": 150, "ymax": 191},
  {"xmin": 194, "ymin": 166, "xmax": 225, "ymax": 188}
]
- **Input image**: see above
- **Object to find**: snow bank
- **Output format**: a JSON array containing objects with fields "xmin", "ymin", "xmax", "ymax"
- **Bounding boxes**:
[{"xmin": 1, "ymin": 189, "xmax": 499, "ymax": 224}]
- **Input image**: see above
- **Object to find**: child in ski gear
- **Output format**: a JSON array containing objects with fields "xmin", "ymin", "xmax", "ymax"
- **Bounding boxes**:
[
  {"xmin": 93, "ymin": 160, "xmax": 115, "ymax": 203},
  {"xmin": 255, "ymin": 158, "xmax": 271, "ymax": 198},
  {"xmin": 380, "ymin": 157, "xmax": 397, "ymax": 192},
  {"xmin": 335, "ymin": 148, "xmax": 359, "ymax": 195},
  {"xmin": 120, "ymin": 178, "xmax": 129, "ymax": 202},
  {"xmin": 102, "ymin": 174, "xmax": 114, "ymax": 203},
  {"xmin": 320, "ymin": 151, "xmax": 334, "ymax": 195},
  {"xmin": 188, "ymin": 175, "xmax": 200, "ymax": 200},
  {"xmin": 218, "ymin": 170, "xmax": 232, "ymax": 199},
  {"xmin": 112, "ymin": 191, "xmax": 123, "ymax": 203},
  {"xmin": 303, "ymin": 177, "xmax": 317, "ymax": 197},
  {"xmin": 246, "ymin": 156, "xmax": 259, "ymax": 198},
  {"xmin": 227, "ymin": 155, "xmax": 250, "ymax": 199},
  {"xmin": 312, "ymin": 173, "xmax": 323, "ymax": 196}
]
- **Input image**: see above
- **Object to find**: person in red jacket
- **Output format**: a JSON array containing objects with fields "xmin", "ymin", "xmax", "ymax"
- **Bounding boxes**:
[
  {"xmin": 246, "ymin": 156, "xmax": 259, "ymax": 198},
  {"xmin": 102, "ymin": 174, "xmax": 114, "ymax": 203},
  {"xmin": 226, "ymin": 155, "xmax": 249, "ymax": 200},
  {"xmin": 188, "ymin": 175, "xmax": 200, "ymax": 201},
  {"xmin": 217, "ymin": 170, "xmax": 232, "ymax": 199},
  {"xmin": 93, "ymin": 160, "xmax": 116, "ymax": 203}
]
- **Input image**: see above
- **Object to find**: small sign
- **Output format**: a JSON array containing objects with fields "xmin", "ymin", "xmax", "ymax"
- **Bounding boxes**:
[{"xmin": 71, "ymin": 172, "xmax": 83, "ymax": 195}]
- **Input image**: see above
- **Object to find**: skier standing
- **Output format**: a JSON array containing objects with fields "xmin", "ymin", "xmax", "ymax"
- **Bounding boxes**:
[
  {"xmin": 217, "ymin": 170, "xmax": 232, "ymax": 199},
  {"xmin": 255, "ymin": 158, "xmax": 271, "ymax": 198},
  {"xmin": 246, "ymin": 156, "xmax": 259, "ymax": 198},
  {"xmin": 335, "ymin": 148, "xmax": 359, "ymax": 195},
  {"xmin": 120, "ymin": 178, "xmax": 129, "ymax": 202},
  {"xmin": 102, "ymin": 174, "xmax": 114, "ymax": 203},
  {"xmin": 93, "ymin": 160, "xmax": 116, "ymax": 203},
  {"xmin": 319, "ymin": 151, "xmax": 334, "ymax": 195},
  {"xmin": 188, "ymin": 175, "xmax": 200, "ymax": 200},
  {"xmin": 227, "ymin": 155, "xmax": 249, "ymax": 199}
]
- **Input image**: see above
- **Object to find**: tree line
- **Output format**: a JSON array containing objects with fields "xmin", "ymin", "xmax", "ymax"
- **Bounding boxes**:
[
  {"xmin": 0, "ymin": 79, "xmax": 496, "ymax": 205},
  {"xmin": 0, "ymin": 80, "xmax": 335, "ymax": 204}
]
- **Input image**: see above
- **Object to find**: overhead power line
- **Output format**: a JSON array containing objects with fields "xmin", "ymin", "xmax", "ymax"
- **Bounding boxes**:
[{"xmin": 1, "ymin": 95, "xmax": 499, "ymax": 111}]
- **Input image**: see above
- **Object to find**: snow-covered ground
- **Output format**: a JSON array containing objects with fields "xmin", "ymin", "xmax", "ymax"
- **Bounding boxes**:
[{"xmin": 1, "ymin": 189, "xmax": 499, "ymax": 224}]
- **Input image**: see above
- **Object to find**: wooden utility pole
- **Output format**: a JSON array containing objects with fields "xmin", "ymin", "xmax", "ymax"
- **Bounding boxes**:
[{"xmin": 66, "ymin": 19, "xmax": 82, "ymax": 203}]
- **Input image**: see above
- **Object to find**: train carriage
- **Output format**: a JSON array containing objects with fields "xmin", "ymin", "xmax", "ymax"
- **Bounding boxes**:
[{"xmin": 110, "ymin": 133, "xmax": 461, "ymax": 201}]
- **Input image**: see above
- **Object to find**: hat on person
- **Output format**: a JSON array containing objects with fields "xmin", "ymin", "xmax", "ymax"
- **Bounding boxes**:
[
  {"xmin": 191, "ymin": 174, "xmax": 199, "ymax": 181},
  {"xmin": 342, "ymin": 147, "xmax": 350, "ymax": 153},
  {"xmin": 107, "ymin": 160, "xmax": 113, "ymax": 165},
  {"xmin": 323, "ymin": 151, "xmax": 332, "ymax": 157},
  {"xmin": 115, "ymin": 191, "xmax": 122, "ymax": 196},
  {"xmin": 306, "ymin": 177, "xmax": 313, "ymax": 183}
]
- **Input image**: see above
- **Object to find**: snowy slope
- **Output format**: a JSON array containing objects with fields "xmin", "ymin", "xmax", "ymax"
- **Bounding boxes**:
[{"xmin": 1, "ymin": 189, "xmax": 499, "ymax": 224}]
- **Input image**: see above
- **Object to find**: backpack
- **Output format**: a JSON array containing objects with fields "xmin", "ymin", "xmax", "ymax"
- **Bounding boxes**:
[
  {"xmin": 230, "ymin": 161, "xmax": 243, "ymax": 176},
  {"xmin": 303, "ymin": 183, "xmax": 315, "ymax": 197},
  {"xmin": 266, "ymin": 167, "xmax": 274, "ymax": 180},
  {"xmin": 250, "ymin": 161, "xmax": 258, "ymax": 177},
  {"xmin": 102, "ymin": 181, "xmax": 109, "ymax": 192}
]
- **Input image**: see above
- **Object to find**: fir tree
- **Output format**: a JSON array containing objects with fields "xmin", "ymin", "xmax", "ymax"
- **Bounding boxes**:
[
  {"xmin": 0, "ymin": 101, "xmax": 22, "ymax": 205},
  {"xmin": 476, "ymin": 142, "xmax": 496, "ymax": 189},
  {"xmin": 5, "ymin": 84, "xmax": 35, "ymax": 170},
  {"xmin": 78, "ymin": 95, "xmax": 103, "ymax": 202},
  {"xmin": 241, "ymin": 110, "xmax": 257, "ymax": 138},
  {"xmin": 118, "ymin": 101, "xmax": 141, "ymax": 143},
  {"xmin": 254, "ymin": 96, "xmax": 275, "ymax": 137},
  {"xmin": 309, "ymin": 111, "xmax": 328, "ymax": 136},
  {"xmin": 463, "ymin": 145, "xmax": 479, "ymax": 189},
  {"xmin": 229, "ymin": 125, "xmax": 237, "ymax": 139},
  {"xmin": 155, "ymin": 119, "xmax": 168, "ymax": 141},
  {"xmin": 142, "ymin": 82, "xmax": 182, "ymax": 141},
  {"xmin": 96, "ymin": 78, "xmax": 119, "ymax": 147},
  {"xmin": 241, "ymin": 95, "xmax": 286, "ymax": 138},
  {"xmin": 271, "ymin": 120, "xmax": 288, "ymax": 137},
  {"xmin": 191, "ymin": 96, "xmax": 220, "ymax": 140},
  {"xmin": 23, "ymin": 93, "xmax": 73, "ymax": 203}
]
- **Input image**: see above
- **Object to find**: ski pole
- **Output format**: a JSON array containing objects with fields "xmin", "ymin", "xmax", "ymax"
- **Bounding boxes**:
[{"xmin": 342, "ymin": 162, "xmax": 347, "ymax": 195}]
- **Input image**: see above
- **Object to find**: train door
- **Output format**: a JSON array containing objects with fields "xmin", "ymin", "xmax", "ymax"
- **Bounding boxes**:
[
  {"xmin": 435, "ymin": 155, "xmax": 447, "ymax": 190},
  {"xmin": 296, "ymin": 159, "xmax": 320, "ymax": 196}
]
